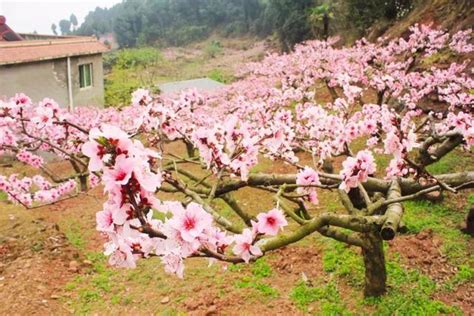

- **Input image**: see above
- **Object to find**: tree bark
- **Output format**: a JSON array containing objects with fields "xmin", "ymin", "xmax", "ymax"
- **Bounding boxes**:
[
  {"xmin": 185, "ymin": 141, "xmax": 195, "ymax": 158},
  {"xmin": 361, "ymin": 232, "xmax": 387, "ymax": 297},
  {"xmin": 79, "ymin": 175, "xmax": 88, "ymax": 192}
]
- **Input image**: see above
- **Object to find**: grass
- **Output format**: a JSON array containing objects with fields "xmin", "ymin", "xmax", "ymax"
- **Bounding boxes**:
[
  {"xmin": 403, "ymin": 199, "xmax": 470, "ymax": 264},
  {"xmin": 321, "ymin": 239, "xmax": 364, "ymax": 287},
  {"xmin": 315, "ymin": 209, "xmax": 467, "ymax": 316},
  {"xmin": 318, "ymin": 243, "xmax": 460, "ymax": 315},
  {"xmin": 234, "ymin": 277, "xmax": 279, "ymax": 298},
  {"xmin": 251, "ymin": 257, "xmax": 273, "ymax": 278},
  {"xmin": 421, "ymin": 48, "xmax": 457, "ymax": 67},
  {"xmin": 64, "ymin": 251, "xmax": 119, "ymax": 313},
  {"xmin": 204, "ymin": 40, "xmax": 223, "ymax": 58},
  {"xmin": 207, "ymin": 68, "xmax": 234, "ymax": 84},
  {"xmin": 232, "ymin": 258, "xmax": 279, "ymax": 299},
  {"xmin": 364, "ymin": 259, "xmax": 461, "ymax": 315},
  {"xmin": 444, "ymin": 264, "xmax": 474, "ymax": 290},
  {"xmin": 290, "ymin": 280, "xmax": 349, "ymax": 314},
  {"xmin": 0, "ymin": 191, "xmax": 8, "ymax": 201},
  {"xmin": 63, "ymin": 220, "xmax": 87, "ymax": 249},
  {"xmin": 426, "ymin": 150, "xmax": 470, "ymax": 174}
]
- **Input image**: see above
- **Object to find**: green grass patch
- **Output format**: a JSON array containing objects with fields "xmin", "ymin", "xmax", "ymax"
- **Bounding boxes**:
[
  {"xmin": 403, "ymin": 200, "xmax": 470, "ymax": 263},
  {"xmin": 421, "ymin": 49, "xmax": 456, "ymax": 67},
  {"xmin": 251, "ymin": 258, "xmax": 273, "ymax": 278},
  {"xmin": 322, "ymin": 239, "xmax": 364, "ymax": 287},
  {"xmin": 364, "ymin": 260, "xmax": 461, "ymax": 315},
  {"xmin": 249, "ymin": 156, "xmax": 273, "ymax": 173},
  {"xmin": 234, "ymin": 276, "xmax": 279, "ymax": 298},
  {"xmin": 0, "ymin": 191, "xmax": 8, "ymax": 201},
  {"xmin": 232, "ymin": 258, "xmax": 278, "ymax": 299},
  {"xmin": 319, "ymin": 234, "xmax": 463, "ymax": 314},
  {"xmin": 290, "ymin": 280, "xmax": 349, "ymax": 314},
  {"xmin": 426, "ymin": 151, "xmax": 469, "ymax": 175},
  {"xmin": 104, "ymin": 48, "xmax": 163, "ymax": 107},
  {"xmin": 63, "ymin": 220, "xmax": 87, "ymax": 249},
  {"xmin": 63, "ymin": 252, "xmax": 119, "ymax": 313},
  {"xmin": 445, "ymin": 264, "xmax": 474, "ymax": 290},
  {"xmin": 207, "ymin": 68, "xmax": 234, "ymax": 84}
]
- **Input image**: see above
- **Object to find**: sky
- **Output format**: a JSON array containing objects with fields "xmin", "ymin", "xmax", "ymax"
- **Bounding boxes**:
[{"xmin": 0, "ymin": 0, "xmax": 121, "ymax": 34}]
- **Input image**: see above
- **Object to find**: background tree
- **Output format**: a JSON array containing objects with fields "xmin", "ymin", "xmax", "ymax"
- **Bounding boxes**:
[
  {"xmin": 51, "ymin": 23, "xmax": 57, "ymax": 35},
  {"xmin": 70, "ymin": 13, "xmax": 78, "ymax": 32},
  {"xmin": 345, "ymin": 0, "xmax": 413, "ymax": 33},
  {"xmin": 58, "ymin": 19, "xmax": 71, "ymax": 35},
  {"xmin": 308, "ymin": 3, "xmax": 334, "ymax": 39},
  {"xmin": 262, "ymin": 0, "xmax": 313, "ymax": 51}
]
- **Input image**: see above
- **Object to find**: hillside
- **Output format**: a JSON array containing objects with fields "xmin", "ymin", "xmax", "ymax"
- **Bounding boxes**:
[{"xmin": 368, "ymin": 0, "xmax": 474, "ymax": 40}]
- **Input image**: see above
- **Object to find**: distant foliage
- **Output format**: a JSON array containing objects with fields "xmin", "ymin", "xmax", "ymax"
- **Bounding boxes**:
[
  {"xmin": 114, "ymin": 48, "xmax": 162, "ymax": 69},
  {"xmin": 104, "ymin": 48, "xmax": 162, "ymax": 107},
  {"xmin": 69, "ymin": 0, "xmax": 414, "ymax": 51},
  {"xmin": 75, "ymin": 0, "xmax": 264, "ymax": 48},
  {"xmin": 346, "ymin": 0, "xmax": 413, "ymax": 32},
  {"xmin": 58, "ymin": 19, "xmax": 72, "ymax": 35},
  {"xmin": 207, "ymin": 68, "xmax": 234, "ymax": 84},
  {"xmin": 258, "ymin": 0, "xmax": 314, "ymax": 52}
]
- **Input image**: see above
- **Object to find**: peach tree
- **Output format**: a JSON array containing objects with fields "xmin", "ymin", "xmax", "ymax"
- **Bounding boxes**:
[{"xmin": 0, "ymin": 25, "xmax": 473, "ymax": 297}]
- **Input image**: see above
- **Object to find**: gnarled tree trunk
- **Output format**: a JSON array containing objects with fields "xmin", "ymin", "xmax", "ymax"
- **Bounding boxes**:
[{"xmin": 361, "ymin": 232, "xmax": 386, "ymax": 297}]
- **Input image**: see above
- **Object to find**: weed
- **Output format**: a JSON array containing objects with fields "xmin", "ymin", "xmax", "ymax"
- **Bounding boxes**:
[
  {"xmin": 30, "ymin": 240, "xmax": 44, "ymax": 252},
  {"xmin": 251, "ymin": 258, "xmax": 272, "ymax": 278},
  {"xmin": 208, "ymin": 68, "xmax": 234, "ymax": 83},
  {"xmin": 63, "ymin": 220, "xmax": 87, "ymax": 249},
  {"xmin": 290, "ymin": 280, "xmax": 348, "ymax": 313},
  {"xmin": 79, "ymin": 288, "xmax": 101, "ymax": 303},
  {"xmin": 445, "ymin": 264, "xmax": 474, "ymax": 290},
  {"xmin": 204, "ymin": 40, "xmax": 222, "ymax": 58},
  {"xmin": 321, "ymin": 239, "xmax": 364, "ymax": 286},
  {"xmin": 403, "ymin": 200, "xmax": 469, "ymax": 263},
  {"xmin": 65, "ymin": 276, "xmax": 84, "ymax": 291},
  {"xmin": 228, "ymin": 263, "xmax": 243, "ymax": 272},
  {"xmin": 364, "ymin": 260, "xmax": 461, "ymax": 315},
  {"xmin": 234, "ymin": 276, "xmax": 279, "ymax": 298},
  {"xmin": 0, "ymin": 191, "xmax": 7, "ymax": 201},
  {"xmin": 426, "ymin": 150, "xmax": 469, "ymax": 175},
  {"xmin": 421, "ymin": 48, "xmax": 456, "ymax": 67},
  {"xmin": 110, "ymin": 295, "xmax": 120, "ymax": 305},
  {"xmin": 467, "ymin": 194, "xmax": 474, "ymax": 207}
]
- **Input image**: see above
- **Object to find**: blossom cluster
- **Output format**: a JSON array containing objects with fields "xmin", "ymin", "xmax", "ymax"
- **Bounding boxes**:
[
  {"xmin": 339, "ymin": 150, "xmax": 377, "ymax": 192},
  {"xmin": 82, "ymin": 125, "xmax": 290, "ymax": 275},
  {"xmin": 16, "ymin": 150, "xmax": 44, "ymax": 168},
  {"xmin": 0, "ymin": 174, "xmax": 76, "ymax": 206},
  {"xmin": 296, "ymin": 167, "xmax": 321, "ymax": 204}
]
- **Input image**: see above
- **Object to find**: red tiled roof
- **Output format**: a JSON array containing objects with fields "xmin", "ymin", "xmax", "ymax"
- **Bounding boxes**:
[{"xmin": 0, "ymin": 37, "xmax": 109, "ymax": 65}]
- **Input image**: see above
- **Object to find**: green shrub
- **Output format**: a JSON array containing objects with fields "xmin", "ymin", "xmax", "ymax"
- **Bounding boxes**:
[
  {"xmin": 204, "ymin": 40, "xmax": 223, "ymax": 58},
  {"xmin": 115, "ymin": 48, "xmax": 162, "ymax": 69},
  {"xmin": 208, "ymin": 69, "xmax": 234, "ymax": 84},
  {"xmin": 104, "ymin": 48, "xmax": 162, "ymax": 107},
  {"xmin": 104, "ymin": 69, "xmax": 141, "ymax": 107}
]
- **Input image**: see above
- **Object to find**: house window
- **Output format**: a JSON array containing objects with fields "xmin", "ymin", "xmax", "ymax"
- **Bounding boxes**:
[{"xmin": 79, "ymin": 63, "xmax": 93, "ymax": 88}]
